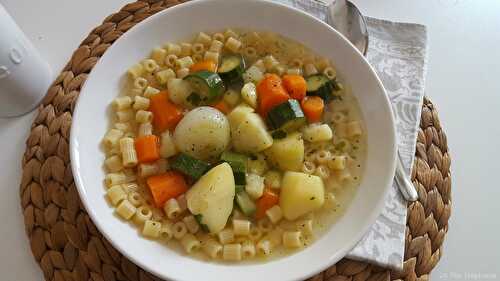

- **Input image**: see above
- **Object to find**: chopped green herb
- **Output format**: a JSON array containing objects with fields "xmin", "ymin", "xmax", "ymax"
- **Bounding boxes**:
[{"xmin": 310, "ymin": 196, "xmax": 315, "ymax": 200}]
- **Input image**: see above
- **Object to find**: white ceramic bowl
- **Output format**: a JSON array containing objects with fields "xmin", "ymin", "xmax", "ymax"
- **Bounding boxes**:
[{"xmin": 70, "ymin": 0, "xmax": 397, "ymax": 280}]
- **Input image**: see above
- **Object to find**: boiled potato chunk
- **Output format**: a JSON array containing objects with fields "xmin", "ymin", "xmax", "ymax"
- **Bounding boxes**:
[
  {"xmin": 232, "ymin": 112, "xmax": 273, "ymax": 153},
  {"xmin": 264, "ymin": 132, "xmax": 304, "ymax": 171},
  {"xmin": 174, "ymin": 107, "xmax": 230, "ymax": 160},
  {"xmin": 186, "ymin": 163, "xmax": 235, "ymax": 233},
  {"xmin": 280, "ymin": 172, "xmax": 325, "ymax": 220},
  {"xmin": 227, "ymin": 104, "xmax": 254, "ymax": 131}
]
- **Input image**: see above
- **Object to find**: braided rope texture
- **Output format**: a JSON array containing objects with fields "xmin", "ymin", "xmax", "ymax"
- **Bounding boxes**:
[{"xmin": 19, "ymin": 1, "xmax": 452, "ymax": 280}]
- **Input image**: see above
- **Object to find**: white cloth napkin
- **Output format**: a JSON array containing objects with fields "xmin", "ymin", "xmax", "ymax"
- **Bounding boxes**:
[{"xmin": 274, "ymin": 0, "xmax": 428, "ymax": 270}]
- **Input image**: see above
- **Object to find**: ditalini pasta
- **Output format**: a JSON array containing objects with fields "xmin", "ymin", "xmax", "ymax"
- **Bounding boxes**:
[{"xmin": 102, "ymin": 29, "xmax": 366, "ymax": 263}]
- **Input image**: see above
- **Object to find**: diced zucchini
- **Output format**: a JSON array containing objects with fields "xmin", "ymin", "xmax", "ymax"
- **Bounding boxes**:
[
  {"xmin": 266, "ymin": 99, "xmax": 306, "ymax": 132},
  {"xmin": 306, "ymin": 74, "xmax": 335, "ymax": 102},
  {"xmin": 171, "ymin": 153, "xmax": 211, "ymax": 180},
  {"xmin": 245, "ymin": 174, "xmax": 265, "ymax": 199},
  {"xmin": 243, "ymin": 65, "xmax": 264, "ymax": 84},
  {"xmin": 184, "ymin": 71, "xmax": 225, "ymax": 104},
  {"xmin": 235, "ymin": 191, "xmax": 256, "ymax": 216},
  {"xmin": 235, "ymin": 185, "xmax": 245, "ymax": 194},
  {"xmin": 221, "ymin": 151, "xmax": 248, "ymax": 185},
  {"xmin": 218, "ymin": 55, "xmax": 245, "ymax": 85}
]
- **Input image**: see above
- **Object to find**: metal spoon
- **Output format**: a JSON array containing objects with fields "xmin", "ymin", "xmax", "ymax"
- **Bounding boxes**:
[{"xmin": 327, "ymin": 0, "xmax": 418, "ymax": 201}]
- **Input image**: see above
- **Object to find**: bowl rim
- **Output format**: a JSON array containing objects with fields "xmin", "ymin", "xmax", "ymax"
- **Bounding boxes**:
[{"xmin": 70, "ymin": 0, "xmax": 397, "ymax": 280}]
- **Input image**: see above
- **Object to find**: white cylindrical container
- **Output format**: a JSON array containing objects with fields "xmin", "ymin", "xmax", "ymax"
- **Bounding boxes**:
[{"xmin": 0, "ymin": 4, "xmax": 52, "ymax": 117}]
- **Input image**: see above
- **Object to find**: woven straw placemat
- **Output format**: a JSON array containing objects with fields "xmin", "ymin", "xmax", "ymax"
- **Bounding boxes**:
[{"xmin": 19, "ymin": 1, "xmax": 452, "ymax": 280}]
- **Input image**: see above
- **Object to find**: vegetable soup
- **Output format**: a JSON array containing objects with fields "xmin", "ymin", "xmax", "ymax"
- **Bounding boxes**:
[{"xmin": 102, "ymin": 29, "xmax": 366, "ymax": 262}]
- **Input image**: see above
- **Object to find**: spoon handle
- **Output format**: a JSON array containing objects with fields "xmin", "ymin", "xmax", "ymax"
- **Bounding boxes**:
[{"xmin": 394, "ymin": 155, "xmax": 419, "ymax": 201}]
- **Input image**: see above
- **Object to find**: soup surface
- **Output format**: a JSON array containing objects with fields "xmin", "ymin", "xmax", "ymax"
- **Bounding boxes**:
[{"xmin": 101, "ymin": 29, "xmax": 366, "ymax": 262}]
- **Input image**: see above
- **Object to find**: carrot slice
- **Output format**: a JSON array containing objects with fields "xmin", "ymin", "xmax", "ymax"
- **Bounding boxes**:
[
  {"xmin": 149, "ymin": 92, "xmax": 183, "ymax": 132},
  {"xmin": 256, "ymin": 74, "xmax": 290, "ymax": 117},
  {"xmin": 212, "ymin": 100, "xmax": 230, "ymax": 114},
  {"xmin": 190, "ymin": 60, "xmax": 217, "ymax": 73},
  {"xmin": 147, "ymin": 171, "xmax": 188, "ymax": 208},
  {"xmin": 301, "ymin": 96, "xmax": 324, "ymax": 123},
  {"xmin": 282, "ymin": 74, "xmax": 307, "ymax": 101},
  {"xmin": 255, "ymin": 188, "xmax": 279, "ymax": 220},
  {"xmin": 134, "ymin": 135, "xmax": 160, "ymax": 163}
]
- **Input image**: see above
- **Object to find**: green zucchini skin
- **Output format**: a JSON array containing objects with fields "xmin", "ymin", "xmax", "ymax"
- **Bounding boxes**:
[
  {"xmin": 306, "ymin": 74, "xmax": 336, "ymax": 102},
  {"xmin": 235, "ymin": 191, "xmax": 256, "ymax": 216},
  {"xmin": 220, "ymin": 151, "xmax": 248, "ymax": 185},
  {"xmin": 171, "ymin": 153, "xmax": 211, "ymax": 180},
  {"xmin": 266, "ymin": 99, "xmax": 306, "ymax": 132},
  {"xmin": 184, "ymin": 71, "xmax": 225, "ymax": 105},
  {"xmin": 218, "ymin": 55, "xmax": 245, "ymax": 85}
]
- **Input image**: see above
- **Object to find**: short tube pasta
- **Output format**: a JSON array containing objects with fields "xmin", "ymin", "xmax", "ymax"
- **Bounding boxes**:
[
  {"xmin": 163, "ymin": 198, "xmax": 181, "ymax": 219},
  {"xmin": 204, "ymin": 51, "xmax": 219, "ymax": 63},
  {"xmin": 176, "ymin": 194, "xmax": 187, "ymax": 212},
  {"xmin": 165, "ymin": 54, "xmax": 178, "ymax": 68},
  {"xmin": 302, "ymin": 161, "xmax": 316, "ymax": 175},
  {"xmin": 165, "ymin": 43, "xmax": 182, "ymax": 56},
  {"xmin": 212, "ymin": 32, "xmax": 225, "ymax": 42},
  {"xmin": 115, "ymin": 200, "xmax": 136, "ymax": 220},
  {"xmin": 232, "ymin": 219, "xmax": 251, "ymax": 236},
  {"xmin": 176, "ymin": 56, "xmax": 194, "ymax": 69},
  {"xmin": 196, "ymin": 32, "xmax": 212, "ymax": 46},
  {"xmin": 133, "ymin": 205, "xmax": 153, "ymax": 225},
  {"xmin": 143, "ymin": 86, "xmax": 160, "ymax": 98},
  {"xmin": 314, "ymin": 164, "xmax": 330, "ymax": 179},
  {"xmin": 180, "ymin": 43, "xmax": 192, "ymax": 57},
  {"xmin": 257, "ymin": 219, "xmax": 273, "ymax": 233},
  {"xmin": 241, "ymin": 240, "xmax": 256, "ymax": 258},
  {"xmin": 142, "ymin": 59, "xmax": 159, "ymax": 73},
  {"xmin": 135, "ymin": 110, "xmax": 153, "ymax": 123},
  {"xmin": 173, "ymin": 221, "xmax": 188, "ymax": 240},
  {"xmin": 133, "ymin": 96, "xmax": 150, "ymax": 111},
  {"xmin": 159, "ymin": 222, "xmax": 173, "ymax": 241},
  {"xmin": 218, "ymin": 229, "xmax": 235, "ymax": 244},
  {"xmin": 256, "ymin": 239, "xmax": 272, "ymax": 256},
  {"xmin": 103, "ymin": 129, "xmax": 124, "ymax": 148},
  {"xmin": 265, "ymin": 205, "xmax": 283, "ymax": 224},
  {"xmin": 119, "ymin": 137, "xmax": 138, "ymax": 167},
  {"xmin": 283, "ymin": 231, "xmax": 303, "ymax": 248},
  {"xmin": 328, "ymin": 155, "xmax": 347, "ymax": 171},
  {"xmin": 133, "ymin": 77, "xmax": 148, "ymax": 90},
  {"xmin": 151, "ymin": 47, "xmax": 166, "ymax": 64},
  {"xmin": 127, "ymin": 63, "xmax": 144, "ymax": 79},
  {"xmin": 116, "ymin": 109, "xmax": 134, "ymax": 122},
  {"xmin": 143, "ymin": 220, "xmax": 161, "ymax": 238},
  {"xmin": 128, "ymin": 191, "xmax": 144, "ymax": 207},
  {"xmin": 181, "ymin": 234, "xmax": 201, "ymax": 253},
  {"xmin": 106, "ymin": 185, "xmax": 127, "ymax": 206},
  {"xmin": 191, "ymin": 43, "xmax": 205, "ymax": 55},
  {"xmin": 183, "ymin": 215, "xmax": 200, "ymax": 234},
  {"xmin": 155, "ymin": 69, "xmax": 176, "ymax": 85},
  {"xmin": 223, "ymin": 244, "xmax": 242, "ymax": 261},
  {"xmin": 112, "ymin": 96, "xmax": 132, "ymax": 111},
  {"xmin": 138, "ymin": 122, "xmax": 153, "ymax": 137},
  {"xmin": 137, "ymin": 162, "xmax": 159, "ymax": 178},
  {"xmin": 323, "ymin": 66, "xmax": 337, "ymax": 79},
  {"xmin": 304, "ymin": 63, "xmax": 318, "ymax": 76},
  {"xmin": 202, "ymin": 239, "xmax": 223, "ymax": 258},
  {"xmin": 104, "ymin": 155, "xmax": 123, "ymax": 172},
  {"xmin": 225, "ymin": 37, "xmax": 242, "ymax": 53},
  {"xmin": 209, "ymin": 40, "xmax": 223, "ymax": 52}
]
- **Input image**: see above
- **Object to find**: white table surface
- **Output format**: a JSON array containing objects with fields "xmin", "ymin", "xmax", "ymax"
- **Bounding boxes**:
[{"xmin": 1, "ymin": 0, "xmax": 499, "ymax": 280}]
